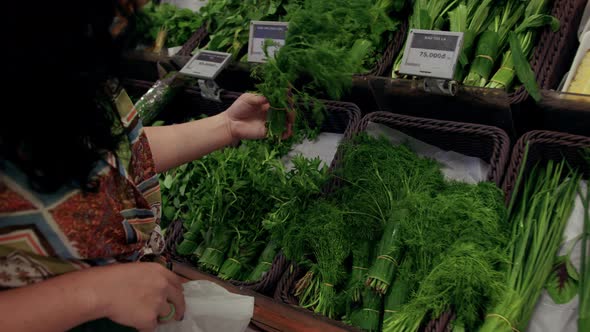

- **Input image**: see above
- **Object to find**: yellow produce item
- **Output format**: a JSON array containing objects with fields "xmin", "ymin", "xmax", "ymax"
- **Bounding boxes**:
[{"xmin": 568, "ymin": 51, "xmax": 590, "ymax": 95}]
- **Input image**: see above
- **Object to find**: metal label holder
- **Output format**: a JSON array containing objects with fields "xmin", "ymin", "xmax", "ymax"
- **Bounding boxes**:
[
  {"xmin": 179, "ymin": 50, "xmax": 232, "ymax": 102},
  {"xmin": 198, "ymin": 79, "xmax": 223, "ymax": 102}
]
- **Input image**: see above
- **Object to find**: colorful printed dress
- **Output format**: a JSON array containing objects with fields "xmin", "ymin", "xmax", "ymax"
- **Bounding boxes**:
[{"xmin": 0, "ymin": 87, "xmax": 165, "ymax": 289}]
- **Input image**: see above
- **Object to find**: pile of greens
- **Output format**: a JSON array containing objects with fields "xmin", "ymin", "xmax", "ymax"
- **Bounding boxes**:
[
  {"xmin": 479, "ymin": 151, "xmax": 582, "ymax": 332},
  {"xmin": 136, "ymin": 2, "xmax": 205, "ymax": 48},
  {"xmin": 271, "ymin": 134, "xmax": 509, "ymax": 331},
  {"xmin": 255, "ymin": 0, "xmax": 405, "ymax": 138},
  {"xmin": 393, "ymin": 0, "xmax": 559, "ymax": 101},
  {"xmin": 162, "ymin": 132, "xmax": 330, "ymax": 282}
]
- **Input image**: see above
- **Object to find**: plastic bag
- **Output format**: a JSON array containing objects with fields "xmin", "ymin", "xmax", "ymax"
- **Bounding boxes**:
[
  {"xmin": 157, "ymin": 280, "xmax": 254, "ymax": 332},
  {"xmin": 366, "ymin": 122, "xmax": 490, "ymax": 183}
]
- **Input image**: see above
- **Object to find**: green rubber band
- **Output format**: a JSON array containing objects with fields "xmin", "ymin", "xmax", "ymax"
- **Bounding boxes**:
[{"xmin": 158, "ymin": 303, "xmax": 176, "ymax": 322}]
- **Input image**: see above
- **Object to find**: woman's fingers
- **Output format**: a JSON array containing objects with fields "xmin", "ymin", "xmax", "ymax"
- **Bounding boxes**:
[{"xmin": 166, "ymin": 285, "xmax": 186, "ymax": 321}]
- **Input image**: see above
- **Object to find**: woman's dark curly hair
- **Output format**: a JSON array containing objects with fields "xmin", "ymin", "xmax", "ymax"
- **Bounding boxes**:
[{"xmin": 1, "ymin": 0, "xmax": 139, "ymax": 192}]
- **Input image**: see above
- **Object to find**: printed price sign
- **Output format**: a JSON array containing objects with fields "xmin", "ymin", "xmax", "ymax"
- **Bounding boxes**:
[
  {"xmin": 399, "ymin": 29, "xmax": 464, "ymax": 80},
  {"xmin": 248, "ymin": 21, "xmax": 289, "ymax": 63},
  {"xmin": 179, "ymin": 50, "xmax": 231, "ymax": 79}
]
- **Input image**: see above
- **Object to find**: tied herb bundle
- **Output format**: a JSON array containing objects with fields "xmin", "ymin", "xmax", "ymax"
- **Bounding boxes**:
[
  {"xmin": 163, "ymin": 134, "xmax": 330, "ymax": 282},
  {"xmin": 393, "ymin": 0, "xmax": 558, "ymax": 100},
  {"xmin": 255, "ymin": 0, "xmax": 404, "ymax": 138},
  {"xmin": 479, "ymin": 150, "xmax": 581, "ymax": 332},
  {"xmin": 486, "ymin": 0, "xmax": 559, "ymax": 94},
  {"xmin": 278, "ymin": 134, "xmax": 508, "ymax": 331},
  {"xmin": 285, "ymin": 200, "xmax": 350, "ymax": 319},
  {"xmin": 383, "ymin": 182, "xmax": 508, "ymax": 332}
]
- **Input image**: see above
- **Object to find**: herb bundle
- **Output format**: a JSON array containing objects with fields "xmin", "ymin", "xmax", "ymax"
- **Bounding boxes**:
[
  {"xmin": 393, "ymin": 0, "xmax": 559, "ymax": 100},
  {"xmin": 255, "ymin": 0, "xmax": 404, "ymax": 138},
  {"xmin": 163, "ymin": 135, "xmax": 330, "ymax": 282},
  {"xmin": 275, "ymin": 134, "xmax": 508, "ymax": 331},
  {"xmin": 479, "ymin": 153, "xmax": 581, "ymax": 332}
]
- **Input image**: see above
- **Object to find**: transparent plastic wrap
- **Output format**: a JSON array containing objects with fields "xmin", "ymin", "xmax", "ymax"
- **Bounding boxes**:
[{"xmin": 135, "ymin": 74, "xmax": 183, "ymax": 125}]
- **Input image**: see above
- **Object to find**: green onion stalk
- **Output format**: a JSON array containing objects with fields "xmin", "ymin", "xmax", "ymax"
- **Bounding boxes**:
[
  {"xmin": 393, "ymin": 0, "xmax": 459, "ymax": 77},
  {"xmin": 463, "ymin": 1, "xmax": 525, "ymax": 87},
  {"xmin": 479, "ymin": 156, "xmax": 581, "ymax": 332},
  {"xmin": 486, "ymin": 0, "xmax": 559, "ymax": 90},
  {"xmin": 247, "ymin": 241, "xmax": 280, "ymax": 282}
]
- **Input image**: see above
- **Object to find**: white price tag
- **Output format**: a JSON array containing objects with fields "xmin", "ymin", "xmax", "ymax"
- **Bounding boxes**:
[
  {"xmin": 248, "ymin": 21, "xmax": 289, "ymax": 63},
  {"xmin": 399, "ymin": 29, "xmax": 464, "ymax": 80},
  {"xmin": 179, "ymin": 50, "xmax": 231, "ymax": 80}
]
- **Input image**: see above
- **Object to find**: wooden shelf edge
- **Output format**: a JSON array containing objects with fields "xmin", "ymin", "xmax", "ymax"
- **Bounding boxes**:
[{"xmin": 173, "ymin": 262, "xmax": 359, "ymax": 332}]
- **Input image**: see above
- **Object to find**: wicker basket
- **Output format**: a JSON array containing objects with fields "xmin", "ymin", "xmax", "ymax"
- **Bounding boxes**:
[
  {"xmin": 276, "ymin": 111, "xmax": 512, "ymax": 331},
  {"xmin": 357, "ymin": 112, "xmax": 511, "ymax": 186},
  {"xmin": 503, "ymin": 130, "xmax": 590, "ymax": 202},
  {"xmin": 510, "ymin": 0, "xmax": 588, "ymax": 104},
  {"xmin": 176, "ymin": 26, "xmax": 208, "ymax": 57}
]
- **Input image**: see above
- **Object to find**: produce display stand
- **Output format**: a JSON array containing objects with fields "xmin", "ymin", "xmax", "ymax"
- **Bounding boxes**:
[
  {"xmin": 363, "ymin": 0, "xmax": 587, "ymax": 138},
  {"xmin": 275, "ymin": 111, "xmax": 511, "ymax": 332}
]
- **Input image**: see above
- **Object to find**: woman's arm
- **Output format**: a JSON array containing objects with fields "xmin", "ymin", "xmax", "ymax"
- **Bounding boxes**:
[
  {"xmin": 145, "ymin": 113, "xmax": 235, "ymax": 174},
  {"xmin": 145, "ymin": 93, "xmax": 293, "ymax": 173},
  {"xmin": 0, "ymin": 270, "xmax": 102, "ymax": 331},
  {"xmin": 0, "ymin": 263, "xmax": 185, "ymax": 332}
]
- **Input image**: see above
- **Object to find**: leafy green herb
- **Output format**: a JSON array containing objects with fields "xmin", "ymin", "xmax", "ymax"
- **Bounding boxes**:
[{"xmin": 480, "ymin": 153, "xmax": 581, "ymax": 332}]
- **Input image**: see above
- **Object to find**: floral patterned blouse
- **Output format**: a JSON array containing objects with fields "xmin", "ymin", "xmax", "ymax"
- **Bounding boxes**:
[{"xmin": 0, "ymin": 87, "xmax": 164, "ymax": 289}]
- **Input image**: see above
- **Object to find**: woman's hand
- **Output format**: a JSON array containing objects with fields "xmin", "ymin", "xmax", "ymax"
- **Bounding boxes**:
[
  {"xmin": 145, "ymin": 92, "xmax": 296, "ymax": 173},
  {"xmin": 223, "ymin": 93, "xmax": 295, "ymax": 141},
  {"xmin": 92, "ymin": 263, "xmax": 186, "ymax": 331}
]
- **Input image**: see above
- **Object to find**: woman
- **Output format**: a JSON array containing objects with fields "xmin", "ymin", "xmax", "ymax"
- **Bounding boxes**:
[{"xmin": 0, "ymin": 1, "xmax": 292, "ymax": 331}]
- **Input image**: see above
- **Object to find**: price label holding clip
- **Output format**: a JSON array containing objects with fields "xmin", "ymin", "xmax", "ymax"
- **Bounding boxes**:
[
  {"xmin": 248, "ymin": 21, "xmax": 289, "ymax": 63},
  {"xmin": 179, "ymin": 50, "xmax": 232, "ymax": 80},
  {"xmin": 399, "ymin": 29, "xmax": 464, "ymax": 80}
]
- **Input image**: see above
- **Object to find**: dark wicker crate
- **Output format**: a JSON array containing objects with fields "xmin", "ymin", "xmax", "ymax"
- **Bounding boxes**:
[
  {"xmin": 503, "ymin": 130, "xmax": 590, "ymax": 202},
  {"xmin": 510, "ymin": 0, "xmax": 588, "ymax": 104},
  {"xmin": 276, "ymin": 111, "xmax": 512, "ymax": 331}
]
